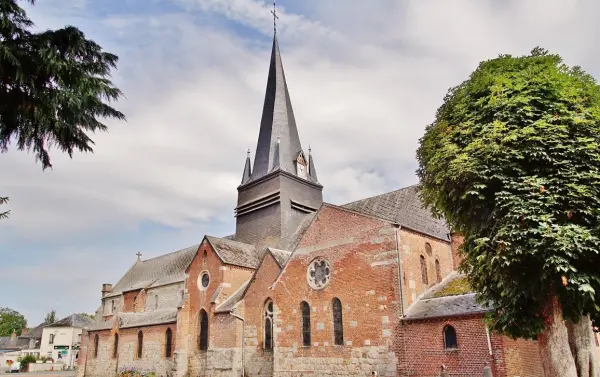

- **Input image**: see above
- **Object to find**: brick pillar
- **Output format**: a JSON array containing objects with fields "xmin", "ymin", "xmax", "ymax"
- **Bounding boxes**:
[
  {"xmin": 76, "ymin": 330, "xmax": 88, "ymax": 377},
  {"xmin": 450, "ymin": 232, "xmax": 465, "ymax": 271}
]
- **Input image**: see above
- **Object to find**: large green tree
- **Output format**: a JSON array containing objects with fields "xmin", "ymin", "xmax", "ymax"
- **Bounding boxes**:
[
  {"xmin": 1, "ymin": 0, "xmax": 125, "ymax": 216},
  {"xmin": 0, "ymin": 307, "xmax": 27, "ymax": 336},
  {"xmin": 43, "ymin": 309, "xmax": 56, "ymax": 325},
  {"xmin": 417, "ymin": 47, "xmax": 600, "ymax": 377}
]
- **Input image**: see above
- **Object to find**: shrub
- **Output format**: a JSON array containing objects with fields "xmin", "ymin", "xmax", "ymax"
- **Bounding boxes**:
[{"xmin": 17, "ymin": 355, "xmax": 37, "ymax": 371}]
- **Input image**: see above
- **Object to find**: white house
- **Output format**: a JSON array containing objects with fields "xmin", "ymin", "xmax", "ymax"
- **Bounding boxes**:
[{"xmin": 40, "ymin": 314, "xmax": 94, "ymax": 369}]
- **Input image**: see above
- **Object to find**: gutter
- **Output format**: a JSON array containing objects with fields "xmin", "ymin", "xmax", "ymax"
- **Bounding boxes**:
[
  {"xmin": 394, "ymin": 224, "xmax": 405, "ymax": 316},
  {"xmin": 229, "ymin": 312, "xmax": 245, "ymax": 377}
]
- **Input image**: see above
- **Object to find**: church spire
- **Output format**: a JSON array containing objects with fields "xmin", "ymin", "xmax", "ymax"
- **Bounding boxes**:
[
  {"xmin": 308, "ymin": 146, "xmax": 318, "ymax": 182},
  {"xmin": 250, "ymin": 33, "xmax": 304, "ymax": 181}
]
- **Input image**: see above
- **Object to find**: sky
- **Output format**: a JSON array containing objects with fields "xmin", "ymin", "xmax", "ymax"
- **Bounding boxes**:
[{"xmin": 1, "ymin": 0, "xmax": 599, "ymax": 326}]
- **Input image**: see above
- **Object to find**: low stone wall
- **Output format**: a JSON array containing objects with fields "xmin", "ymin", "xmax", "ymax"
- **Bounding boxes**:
[{"xmin": 29, "ymin": 362, "xmax": 65, "ymax": 372}]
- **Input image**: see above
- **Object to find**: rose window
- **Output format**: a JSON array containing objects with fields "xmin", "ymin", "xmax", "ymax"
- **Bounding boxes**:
[{"xmin": 307, "ymin": 258, "xmax": 332, "ymax": 290}]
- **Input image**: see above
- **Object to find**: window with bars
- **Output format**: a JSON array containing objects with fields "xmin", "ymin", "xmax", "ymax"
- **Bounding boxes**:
[
  {"xmin": 301, "ymin": 301, "xmax": 311, "ymax": 347},
  {"xmin": 420, "ymin": 255, "xmax": 428, "ymax": 285},
  {"xmin": 165, "ymin": 328, "xmax": 173, "ymax": 358},
  {"xmin": 137, "ymin": 331, "xmax": 143, "ymax": 358},
  {"xmin": 113, "ymin": 334, "xmax": 118, "ymax": 359},
  {"xmin": 264, "ymin": 299, "xmax": 274, "ymax": 350},
  {"xmin": 332, "ymin": 298, "xmax": 344, "ymax": 345},
  {"xmin": 199, "ymin": 310, "xmax": 209, "ymax": 351},
  {"xmin": 435, "ymin": 259, "xmax": 442, "ymax": 283}
]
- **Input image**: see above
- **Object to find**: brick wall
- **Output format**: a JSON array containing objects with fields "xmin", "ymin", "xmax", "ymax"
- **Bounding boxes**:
[
  {"xmin": 123, "ymin": 290, "xmax": 141, "ymax": 313},
  {"xmin": 243, "ymin": 253, "xmax": 282, "ymax": 376},
  {"xmin": 397, "ymin": 316, "xmax": 498, "ymax": 377},
  {"xmin": 399, "ymin": 229, "xmax": 453, "ymax": 309},
  {"xmin": 450, "ymin": 233, "xmax": 464, "ymax": 271},
  {"xmin": 269, "ymin": 205, "xmax": 400, "ymax": 376},
  {"xmin": 501, "ymin": 336, "xmax": 544, "ymax": 377},
  {"xmin": 76, "ymin": 329, "xmax": 88, "ymax": 377}
]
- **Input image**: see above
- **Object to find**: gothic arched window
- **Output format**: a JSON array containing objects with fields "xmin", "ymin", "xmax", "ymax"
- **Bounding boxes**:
[
  {"xmin": 443, "ymin": 325, "xmax": 458, "ymax": 349},
  {"xmin": 301, "ymin": 301, "xmax": 311, "ymax": 347},
  {"xmin": 420, "ymin": 255, "xmax": 428, "ymax": 285},
  {"xmin": 332, "ymin": 298, "xmax": 344, "ymax": 345},
  {"xmin": 137, "ymin": 331, "xmax": 143, "ymax": 358},
  {"xmin": 425, "ymin": 242, "xmax": 432, "ymax": 256},
  {"xmin": 435, "ymin": 259, "xmax": 442, "ymax": 283},
  {"xmin": 165, "ymin": 328, "xmax": 173, "ymax": 358},
  {"xmin": 264, "ymin": 299, "xmax": 274, "ymax": 350},
  {"xmin": 93, "ymin": 334, "xmax": 99, "ymax": 358},
  {"xmin": 199, "ymin": 310, "xmax": 209, "ymax": 351},
  {"xmin": 113, "ymin": 334, "xmax": 118, "ymax": 359}
]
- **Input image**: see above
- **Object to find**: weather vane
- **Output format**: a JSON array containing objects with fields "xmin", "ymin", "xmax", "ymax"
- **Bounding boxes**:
[{"xmin": 270, "ymin": 1, "xmax": 278, "ymax": 34}]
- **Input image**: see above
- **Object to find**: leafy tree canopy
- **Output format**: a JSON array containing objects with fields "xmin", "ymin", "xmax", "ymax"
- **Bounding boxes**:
[
  {"xmin": 417, "ymin": 47, "xmax": 600, "ymax": 338},
  {"xmin": 0, "ymin": 307, "xmax": 27, "ymax": 336},
  {"xmin": 43, "ymin": 309, "xmax": 56, "ymax": 325}
]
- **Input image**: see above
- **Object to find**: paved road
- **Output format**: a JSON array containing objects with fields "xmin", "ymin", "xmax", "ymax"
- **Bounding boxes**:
[{"xmin": 1, "ymin": 371, "xmax": 75, "ymax": 377}]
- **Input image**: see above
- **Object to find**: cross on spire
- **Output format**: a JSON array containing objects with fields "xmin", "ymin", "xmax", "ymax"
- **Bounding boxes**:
[
  {"xmin": 270, "ymin": 1, "xmax": 278, "ymax": 34},
  {"xmin": 136, "ymin": 252, "xmax": 142, "ymax": 259}
]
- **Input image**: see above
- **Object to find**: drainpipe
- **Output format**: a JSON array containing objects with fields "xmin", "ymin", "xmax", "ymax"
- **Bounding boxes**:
[
  {"xmin": 393, "ymin": 224, "xmax": 405, "ymax": 316},
  {"xmin": 229, "ymin": 312, "xmax": 245, "ymax": 377}
]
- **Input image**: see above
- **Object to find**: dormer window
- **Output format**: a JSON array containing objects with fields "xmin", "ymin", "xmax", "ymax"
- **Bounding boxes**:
[{"xmin": 296, "ymin": 152, "xmax": 308, "ymax": 179}]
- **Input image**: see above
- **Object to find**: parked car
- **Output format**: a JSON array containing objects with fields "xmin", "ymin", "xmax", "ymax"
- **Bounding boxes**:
[{"xmin": 10, "ymin": 361, "xmax": 20, "ymax": 373}]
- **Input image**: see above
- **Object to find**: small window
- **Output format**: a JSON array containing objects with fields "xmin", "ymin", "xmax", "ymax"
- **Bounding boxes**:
[
  {"xmin": 203, "ymin": 250, "xmax": 207, "ymax": 264},
  {"xmin": 49, "ymin": 334, "xmax": 54, "ymax": 345},
  {"xmin": 113, "ymin": 334, "xmax": 119, "ymax": 359},
  {"xmin": 93, "ymin": 334, "xmax": 99, "ymax": 358},
  {"xmin": 264, "ymin": 299, "xmax": 274, "ymax": 350},
  {"xmin": 443, "ymin": 325, "xmax": 458, "ymax": 349},
  {"xmin": 332, "ymin": 298, "xmax": 344, "ymax": 345},
  {"xmin": 199, "ymin": 310, "xmax": 209, "ymax": 351},
  {"xmin": 425, "ymin": 242, "xmax": 432, "ymax": 256},
  {"xmin": 137, "ymin": 331, "xmax": 143, "ymax": 358},
  {"xmin": 435, "ymin": 260, "xmax": 442, "ymax": 283},
  {"xmin": 301, "ymin": 301, "xmax": 311, "ymax": 347},
  {"xmin": 420, "ymin": 255, "xmax": 428, "ymax": 285},
  {"xmin": 165, "ymin": 328, "xmax": 173, "ymax": 358}
]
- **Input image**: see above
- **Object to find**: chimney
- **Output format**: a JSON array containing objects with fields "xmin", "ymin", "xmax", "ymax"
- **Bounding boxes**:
[
  {"xmin": 102, "ymin": 284, "xmax": 113, "ymax": 298},
  {"xmin": 450, "ymin": 232, "xmax": 465, "ymax": 271}
]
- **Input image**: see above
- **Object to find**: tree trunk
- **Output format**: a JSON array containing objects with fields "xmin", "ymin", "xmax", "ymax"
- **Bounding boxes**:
[
  {"xmin": 567, "ymin": 315, "xmax": 599, "ymax": 377},
  {"xmin": 537, "ymin": 295, "xmax": 578, "ymax": 377}
]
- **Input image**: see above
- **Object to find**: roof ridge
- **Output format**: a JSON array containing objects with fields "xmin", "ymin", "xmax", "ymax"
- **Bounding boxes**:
[
  {"xmin": 140, "ymin": 243, "xmax": 199, "ymax": 263},
  {"xmin": 340, "ymin": 184, "xmax": 420, "ymax": 208}
]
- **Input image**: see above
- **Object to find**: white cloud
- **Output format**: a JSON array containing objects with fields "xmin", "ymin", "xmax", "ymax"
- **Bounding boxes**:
[{"xmin": 2, "ymin": 0, "xmax": 600, "ymax": 322}]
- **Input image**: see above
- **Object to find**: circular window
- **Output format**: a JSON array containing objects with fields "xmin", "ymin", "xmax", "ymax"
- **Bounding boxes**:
[
  {"xmin": 198, "ymin": 271, "xmax": 210, "ymax": 290},
  {"xmin": 307, "ymin": 257, "xmax": 332, "ymax": 290}
]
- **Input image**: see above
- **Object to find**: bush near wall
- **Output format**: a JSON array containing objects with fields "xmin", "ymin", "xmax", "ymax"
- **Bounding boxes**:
[{"xmin": 118, "ymin": 368, "xmax": 157, "ymax": 377}]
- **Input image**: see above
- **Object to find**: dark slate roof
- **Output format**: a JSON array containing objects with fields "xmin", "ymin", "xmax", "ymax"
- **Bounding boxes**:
[
  {"xmin": 268, "ymin": 248, "xmax": 292, "ymax": 268},
  {"xmin": 278, "ymin": 211, "xmax": 316, "ymax": 251},
  {"xmin": 403, "ymin": 293, "xmax": 489, "ymax": 321},
  {"xmin": 215, "ymin": 279, "xmax": 252, "ymax": 314},
  {"xmin": 0, "ymin": 336, "xmax": 29, "ymax": 350},
  {"xmin": 119, "ymin": 309, "xmax": 177, "ymax": 329},
  {"xmin": 106, "ymin": 244, "xmax": 199, "ymax": 298},
  {"xmin": 45, "ymin": 314, "xmax": 94, "ymax": 329},
  {"xmin": 89, "ymin": 318, "xmax": 115, "ymax": 332},
  {"xmin": 21, "ymin": 323, "xmax": 44, "ymax": 339},
  {"xmin": 206, "ymin": 236, "xmax": 260, "ymax": 269},
  {"xmin": 342, "ymin": 185, "xmax": 450, "ymax": 241},
  {"xmin": 244, "ymin": 34, "xmax": 318, "ymax": 186}
]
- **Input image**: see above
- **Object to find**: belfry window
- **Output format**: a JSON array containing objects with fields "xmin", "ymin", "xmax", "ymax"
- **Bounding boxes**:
[
  {"xmin": 420, "ymin": 255, "xmax": 428, "ymax": 285},
  {"xmin": 332, "ymin": 298, "xmax": 344, "ymax": 345},
  {"xmin": 199, "ymin": 309, "xmax": 209, "ymax": 351},
  {"xmin": 301, "ymin": 301, "xmax": 311, "ymax": 347},
  {"xmin": 264, "ymin": 299, "xmax": 274, "ymax": 350},
  {"xmin": 137, "ymin": 331, "xmax": 143, "ymax": 358},
  {"xmin": 165, "ymin": 328, "xmax": 173, "ymax": 358},
  {"xmin": 443, "ymin": 325, "xmax": 458, "ymax": 349}
]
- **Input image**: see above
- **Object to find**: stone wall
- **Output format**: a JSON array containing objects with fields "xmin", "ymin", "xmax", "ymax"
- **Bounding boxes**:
[
  {"xmin": 398, "ymin": 228, "xmax": 453, "ymax": 309},
  {"xmin": 83, "ymin": 330, "xmax": 118, "ymax": 377},
  {"xmin": 114, "ymin": 324, "xmax": 176, "ymax": 377}
]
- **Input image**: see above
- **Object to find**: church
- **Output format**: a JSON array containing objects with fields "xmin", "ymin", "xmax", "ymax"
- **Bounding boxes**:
[{"xmin": 77, "ymin": 32, "xmax": 547, "ymax": 377}]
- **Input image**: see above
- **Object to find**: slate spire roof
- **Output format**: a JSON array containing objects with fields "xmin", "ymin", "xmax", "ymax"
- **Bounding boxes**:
[{"xmin": 248, "ymin": 33, "xmax": 306, "ymax": 182}]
